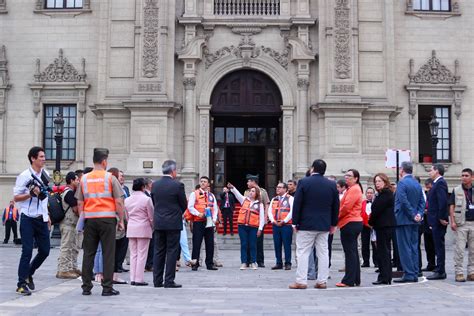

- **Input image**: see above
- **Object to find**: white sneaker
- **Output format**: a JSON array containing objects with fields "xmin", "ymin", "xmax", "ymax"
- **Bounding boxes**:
[
  {"xmin": 250, "ymin": 263, "xmax": 258, "ymax": 270},
  {"xmin": 240, "ymin": 263, "xmax": 247, "ymax": 270}
]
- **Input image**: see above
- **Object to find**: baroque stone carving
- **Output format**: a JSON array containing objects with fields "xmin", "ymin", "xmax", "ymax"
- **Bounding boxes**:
[
  {"xmin": 409, "ymin": 50, "xmax": 458, "ymax": 84},
  {"xmin": 137, "ymin": 83, "xmax": 161, "ymax": 92},
  {"xmin": 142, "ymin": 0, "xmax": 159, "ymax": 78},
  {"xmin": 331, "ymin": 84, "xmax": 354, "ymax": 93},
  {"xmin": 204, "ymin": 35, "xmax": 289, "ymax": 69},
  {"xmin": 200, "ymin": 114, "xmax": 209, "ymax": 177},
  {"xmin": 297, "ymin": 78, "xmax": 309, "ymax": 89},
  {"xmin": 0, "ymin": 45, "xmax": 11, "ymax": 116},
  {"xmin": 334, "ymin": 0, "xmax": 351, "ymax": 79},
  {"xmin": 34, "ymin": 49, "xmax": 86, "ymax": 82},
  {"xmin": 183, "ymin": 78, "xmax": 196, "ymax": 89}
]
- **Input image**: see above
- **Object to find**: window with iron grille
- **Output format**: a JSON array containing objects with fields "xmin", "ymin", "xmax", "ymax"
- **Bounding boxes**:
[
  {"xmin": 413, "ymin": 0, "xmax": 451, "ymax": 11},
  {"xmin": 43, "ymin": 105, "xmax": 77, "ymax": 161},
  {"xmin": 45, "ymin": 0, "xmax": 83, "ymax": 9}
]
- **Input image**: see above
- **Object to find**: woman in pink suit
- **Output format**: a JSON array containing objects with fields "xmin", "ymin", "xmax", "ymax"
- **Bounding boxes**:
[{"xmin": 125, "ymin": 178, "xmax": 154, "ymax": 286}]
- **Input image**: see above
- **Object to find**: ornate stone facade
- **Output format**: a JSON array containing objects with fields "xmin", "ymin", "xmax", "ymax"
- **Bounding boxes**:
[{"xmin": 0, "ymin": 0, "xmax": 472, "ymax": 206}]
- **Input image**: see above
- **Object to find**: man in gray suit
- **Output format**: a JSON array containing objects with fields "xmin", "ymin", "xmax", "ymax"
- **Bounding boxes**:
[{"xmin": 151, "ymin": 160, "xmax": 187, "ymax": 288}]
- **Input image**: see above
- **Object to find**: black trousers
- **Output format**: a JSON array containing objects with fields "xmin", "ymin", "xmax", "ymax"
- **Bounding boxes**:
[
  {"xmin": 340, "ymin": 221, "xmax": 363, "ymax": 286},
  {"xmin": 145, "ymin": 237, "xmax": 154, "ymax": 269},
  {"xmin": 222, "ymin": 208, "xmax": 234, "ymax": 235},
  {"xmin": 375, "ymin": 227, "xmax": 393, "ymax": 283},
  {"xmin": 82, "ymin": 218, "xmax": 116, "ymax": 292},
  {"xmin": 328, "ymin": 233, "xmax": 334, "ymax": 268},
  {"xmin": 114, "ymin": 236, "xmax": 129, "ymax": 272},
  {"xmin": 423, "ymin": 226, "xmax": 436, "ymax": 269},
  {"xmin": 431, "ymin": 223, "xmax": 447, "ymax": 274},
  {"xmin": 153, "ymin": 229, "xmax": 180, "ymax": 286},
  {"xmin": 191, "ymin": 221, "xmax": 214, "ymax": 267},
  {"xmin": 361, "ymin": 226, "xmax": 378, "ymax": 266},
  {"xmin": 4, "ymin": 220, "xmax": 18, "ymax": 242},
  {"xmin": 391, "ymin": 230, "xmax": 402, "ymax": 271}
]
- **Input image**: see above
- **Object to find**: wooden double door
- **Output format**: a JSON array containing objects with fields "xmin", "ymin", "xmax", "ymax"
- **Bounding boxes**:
[{"xmin": 210, "ymin": 70, "xmax": 282, "ymax": 197}]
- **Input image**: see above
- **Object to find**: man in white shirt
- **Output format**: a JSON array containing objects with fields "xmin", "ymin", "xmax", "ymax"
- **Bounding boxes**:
[
  {"xmin": 268, "ymin": 182, "xmax": 294, "ymax": 270},
  {"xmin": 13, "ymin": 146, "xmax": 51, "ymax": 296},
  {"xmin": 187, "ymin": 176, "xmax": 219, "ymax": 271}
]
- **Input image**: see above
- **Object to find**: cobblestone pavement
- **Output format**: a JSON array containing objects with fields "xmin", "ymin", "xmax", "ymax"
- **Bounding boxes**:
[{"xmin": 0, "ymin": 244, "xmax": 472, "ymax": 315}]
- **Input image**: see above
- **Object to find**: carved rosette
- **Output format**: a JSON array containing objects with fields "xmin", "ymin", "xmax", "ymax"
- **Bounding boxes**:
[
  {"xmin": 35, "ymin": 49, "xmax": 86, "ymax": 82},
  {"xmin": 183, "ymin": 78, "xmax": 196, "ymax": 90},
  {"xmin": 411, "ymin": 50, "xmax": 456, "ymax": 84},
  {"xmin": 204, "ymin": 35, "xmax": 289, "ymax": 69},
  {"xmin": 142, "ymin": 0, "xmax": 159, "ymax": 78},
  {"xmin": 334, "ymin": 0, "xmax": 351, "ymax": 79}
]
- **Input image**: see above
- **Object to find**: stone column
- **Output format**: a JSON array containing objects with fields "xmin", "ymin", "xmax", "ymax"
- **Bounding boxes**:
[
  {"xmin": 198, "ymin": 104, "xmax": 211, "ymax": 178},
  {"xmin": 296, "ymin": 78, "xmax": 309, "ymax": 173},
  {"xmin": 182, "ymin": 77, "xmax": 196, "ymax": 173},
  {"xmin": 282, "ymin": 105, "xmax": 295, "ymax": 181}
]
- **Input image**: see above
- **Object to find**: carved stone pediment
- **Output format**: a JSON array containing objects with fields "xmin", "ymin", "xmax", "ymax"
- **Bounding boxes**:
[
  {"xmin": 409, "ymin": 50, "xmax": 458, "ymax": 84},
  {"xmin": 34, "ymin": 49, "xmax": 86, "ymax": 83},
  {"xmin": 203, "ymin": 35, "xmax": 290, "ymax": 69}
]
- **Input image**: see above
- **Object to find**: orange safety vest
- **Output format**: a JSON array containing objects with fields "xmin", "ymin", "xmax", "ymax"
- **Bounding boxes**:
[
  {"xmin": 237, "ymin": 199, "xmax": 260, "ymax": 228},
  {"xmin": 271, "ymin": 194, "xmax": 292, "ymax": 225},
  {"xmin": 3, "ymin": 206, "xmax": 18, "ymax": 224},
  {"xmin": 191, "ymin": 190, "xmax": 215, "ymax": 222},
  {"xmin": 81, "ymin": 170, "xmax": 116, "ymax": 219}
]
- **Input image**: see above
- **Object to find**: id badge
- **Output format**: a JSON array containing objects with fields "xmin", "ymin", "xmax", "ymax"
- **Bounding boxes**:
[{"xmin": 469, "ymin": 204, "xmax": 474, "ymax": 210}]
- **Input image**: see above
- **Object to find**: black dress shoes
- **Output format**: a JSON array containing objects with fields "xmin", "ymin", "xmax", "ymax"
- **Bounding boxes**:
[
  {"xmin": 257, "ymin": 263, "xmax": 265, "ymax": 268},
  {"xmin": 421, "ymin": 266, "xmax": 435, "ymax": 272},
  {"xmin": 284, "ymin": 264, "xmax": 292, "ymax": 270},
  {"xmin": 164, "ymin": 282, "xmax": 182, "ymax": 288},
  {"xmin": 271, "ymin": 264, "xmax": 283, "ymax": 270},
  {"xmin": 372, "ymin": 280, "xmax": 391, "ymax": 285},
  {"xmin": 82, "ymin": 289, "xmax": 92, "ymax": 295},
  {"xmin": 113, "ymin": 280, "xmax": 127, "ymax": 285},
  {"xmin": 426, "ymin": 272, "xmax": 447, "ymax": 280},
  {"xmin": 133, "ymin": 282, "xmax": 148, "ymax": 286},
  {"xmin": 154, "ymin": 283, "xmax": 163, "ymax": 288},
  {"xmin": 393, "ymin": 278, "xmax": 418, "ymax": 283},
  {"xmin": 207, "ymin": 265, "xmax": 218, "ymax": 271},
  {"xmin": 102, "ymin": 289, "xmax": 120, "ymax": 296}
]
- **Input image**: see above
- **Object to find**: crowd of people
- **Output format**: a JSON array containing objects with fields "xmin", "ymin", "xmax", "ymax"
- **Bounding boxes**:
[{"xmin": 9, "ymin": 146, "xmax": 474, "ymax": 296}]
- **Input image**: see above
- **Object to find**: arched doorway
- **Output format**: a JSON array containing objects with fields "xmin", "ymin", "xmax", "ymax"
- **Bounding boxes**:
[{"xmin": 210, "ymin": 70, "xmax": 282, "ymax": 197}]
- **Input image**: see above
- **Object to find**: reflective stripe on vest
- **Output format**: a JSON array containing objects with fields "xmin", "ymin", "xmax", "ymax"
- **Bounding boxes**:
[
  {"xmin": 237, "ymin": 199, "xmax": 260, "ymax": 228},
  {"xmin": 192, "ymin": 190, "xmax": 215, "ymax": 222},
  {"xmin": 81, "ymin": 170, "xmax": 116, "ymax": 219},
  {"xmin": 271, "ymin": 194, "xmax": 292, "ymax": 225}
]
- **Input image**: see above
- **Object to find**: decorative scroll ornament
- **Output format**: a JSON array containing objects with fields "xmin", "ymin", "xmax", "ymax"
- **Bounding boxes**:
[
  {"xmin": 334, "ymin": 0, "xmax": 351, "ymax": 79},
  {"xmin": 142, "ymin": 0, "xmax": 159, "ymax": 78},
  {"xmin": 297, "ymin": 78, "xmax": 309, "ymax": 89},
  {"xmin": 204, "ymin": 35, "xmax": 289, "ymax": 69},
  {"xmin": 34, "ymin": 49, "xmax": 86, "ymax": 82},
  {"xmin": 410, "ymin": 50, "xmax": 457, "ymax": 84}
]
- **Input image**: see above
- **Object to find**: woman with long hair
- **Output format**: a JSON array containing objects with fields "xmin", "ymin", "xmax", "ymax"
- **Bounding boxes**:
[
  {"xmin": 369, "ymin": 173, "xmax": 396, "ymax": 285},
  {"xmin": 227, "ymin": 183, "xmax": 265, "ymax": 270},
  {"xmin": 336, "ymin": 169, "xmax": 363, "ymax": 287}
]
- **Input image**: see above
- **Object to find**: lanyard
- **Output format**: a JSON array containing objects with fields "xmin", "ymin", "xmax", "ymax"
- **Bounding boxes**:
[{"xmin": 464, "ymin": 187, "xmax": 473, "ymax": 205}]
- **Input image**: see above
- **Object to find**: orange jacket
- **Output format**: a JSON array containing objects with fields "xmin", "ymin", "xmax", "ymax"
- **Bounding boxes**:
[
  {"xmin": 191, "ymin": 190, "xmax": 215, "ymax": 222},
  {"xmin": 237, "ymin": 199, "xmax": 260, "ymax": 228},
  {"xmin": 338, "ymin": 184, "xmax": 363, "ymax": 229},
  {"xmin": 271, "ymin": 195, "xmax": 292, "ymax": 225},
  {"xmin": 2, "ymin": 206, "xmax": 18, "ymax": 224},
  {"xmin": 81, "ymin": 170, "xmax": 116, "ymax": 219}
]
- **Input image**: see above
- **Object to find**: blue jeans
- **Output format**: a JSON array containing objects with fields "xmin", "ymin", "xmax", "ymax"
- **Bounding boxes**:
[
  {"xmin": 94, "ymin": 242, "xmax": 103, "ymax": 274},
  {"xmin": 17, "ymin": 214, "xmax": 50, "ymax": 287},
  {"xmin": 396, "ymin": 225, "xmax": 420, "ymax": 280},
  {"xmin": 308, "ymin": 247, "xmax": 318, "ymax": 279},
  {"xmin": 238, "ymin": 225, "xmax": 257, "ymax": 264},
  {"xmin": 272, "ymin": 224, "xmax": 293, "ymax": 265},
  {"xmin": 180, "ymin": 221, "xmax": 191, "ymax": 262}
]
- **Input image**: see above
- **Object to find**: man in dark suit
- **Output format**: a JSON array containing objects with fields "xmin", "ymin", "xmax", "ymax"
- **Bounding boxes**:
[
  {"xmin": 151, "ymin": 160, "xmax": 187, "ymax": 288},
  {"xmin": 289, "ymin": 159, "xmax": 339, "ymax": 289},
  {"xmin": 393, "ymin": 161, "xmax": 425, "ymax": 283},
  {"xmin": 219, "ymin": 187, "xmax": 236, "ymax": 235},
  {"xmin": 426, "ymin": 163, "xmax": 449, "ymax": 280}
]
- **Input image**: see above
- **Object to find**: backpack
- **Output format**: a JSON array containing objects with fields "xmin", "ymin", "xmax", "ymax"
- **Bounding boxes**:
[{"xmin": 48, "ymin": 192, "xmax": 65, "ymax": 225}]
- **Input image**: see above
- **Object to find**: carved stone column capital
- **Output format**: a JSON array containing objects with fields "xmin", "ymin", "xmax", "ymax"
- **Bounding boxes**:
[
  {"xmin": 183, "ymin": 77, "xmax": 196, "ymax": 90},
  {"xmin": 297, "ymin": 78, "xmax": 309, "ymax": 90}
]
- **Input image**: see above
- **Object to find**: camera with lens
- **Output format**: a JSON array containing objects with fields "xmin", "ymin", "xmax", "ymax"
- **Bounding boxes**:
[{"xmin": 25, "ymin": 174, "xmax": 51, "ymax": 201}]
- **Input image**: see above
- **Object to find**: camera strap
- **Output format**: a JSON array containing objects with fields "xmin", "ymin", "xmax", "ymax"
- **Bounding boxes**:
[{"xmin": 28, "ymin": 168, "xmax": 47, "ymax": 211}]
